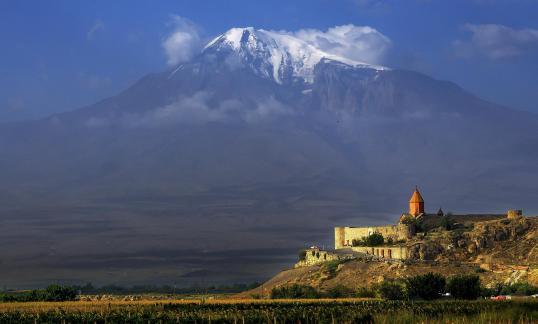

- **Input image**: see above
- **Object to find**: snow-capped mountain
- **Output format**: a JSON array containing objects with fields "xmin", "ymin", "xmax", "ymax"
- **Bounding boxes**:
[
  {"xmin": 2, "ymin": 26, "xmax": 538, "ymax": 287},
  {"xmin": 200, "ymin": 27, "xmax": 388, "ymax": 84}
]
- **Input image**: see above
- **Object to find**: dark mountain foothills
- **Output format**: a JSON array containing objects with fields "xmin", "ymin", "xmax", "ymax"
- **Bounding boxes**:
[{"xmin": 1, "ymin": 29, "xmax": 538, "ymax": 286}]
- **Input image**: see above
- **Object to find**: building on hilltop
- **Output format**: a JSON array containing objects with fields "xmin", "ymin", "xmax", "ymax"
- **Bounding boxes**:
[
  {"xmin": 408, "ymin": 186, "xmax": 424, "ymax": 217},
  {"xmin": 332, "ymin": 187, "xmax": 523, "ymax": 261},
  {"xmin": 334, "ymin": 187, "xmax": 426, "ymax": 251},
  {"xmin": 295, "ymin": 187, "xmax": 526, "ymax": 268}
]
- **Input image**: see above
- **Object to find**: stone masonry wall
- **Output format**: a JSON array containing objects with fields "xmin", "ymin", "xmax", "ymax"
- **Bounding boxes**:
[
  {"xmin": 294, "ymin": 248, "xmax": 340, "ymax": 268},
  {"xmin": 351, "ymin": 246, "xmax": 409, "ymax": 260},
  {"xmin": 334, "ymin": 224, "xmax": 412, "ymax": 249}
]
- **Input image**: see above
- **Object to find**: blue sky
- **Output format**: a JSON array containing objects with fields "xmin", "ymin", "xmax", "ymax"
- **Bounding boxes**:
[{"xmin": 1, "ymin": 0, "xmax": 538, "ymax": 122}]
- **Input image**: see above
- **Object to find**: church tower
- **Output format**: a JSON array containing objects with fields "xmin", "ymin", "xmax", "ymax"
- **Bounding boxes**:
[{"xmin": 409, "ymin": 187, "xmax": 425, "ymax": 216}]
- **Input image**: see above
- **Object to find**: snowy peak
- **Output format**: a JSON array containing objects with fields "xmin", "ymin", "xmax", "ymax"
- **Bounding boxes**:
[{"xmin": 203, "ymin": 27, "xmax": 388, "ymax": 84}]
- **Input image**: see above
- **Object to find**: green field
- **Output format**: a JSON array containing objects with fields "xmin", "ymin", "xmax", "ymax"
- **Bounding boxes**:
[{"xmin": 0, "ymin": 298, "xmax": 537, "ymax": 323}]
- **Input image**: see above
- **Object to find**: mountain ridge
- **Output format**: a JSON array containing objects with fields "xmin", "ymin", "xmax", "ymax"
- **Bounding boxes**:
[{"xmin": 1, "ymin": 26, "xmax": 538, "ymax": 286}]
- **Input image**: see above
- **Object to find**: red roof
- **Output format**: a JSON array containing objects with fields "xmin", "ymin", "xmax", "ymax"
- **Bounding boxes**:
[{"xmin": 409, "ymin": 188, "xmax": 424, "ymax": 203}]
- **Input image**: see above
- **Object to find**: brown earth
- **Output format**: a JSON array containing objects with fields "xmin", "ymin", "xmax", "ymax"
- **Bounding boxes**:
[{"xmin": 239, "ymin": 216, "xmax": 538, "ymax": 298}]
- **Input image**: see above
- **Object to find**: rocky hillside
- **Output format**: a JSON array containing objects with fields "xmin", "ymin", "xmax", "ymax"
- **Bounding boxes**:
[{"xmin": 239, "ymin": 216, "xmax": 538, "ymax": 297}]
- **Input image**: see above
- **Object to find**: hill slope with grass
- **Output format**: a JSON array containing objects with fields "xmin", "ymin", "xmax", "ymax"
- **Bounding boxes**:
[{"xmin": 240, "ymin": 216, "xmax": 538, "ymax": 298}]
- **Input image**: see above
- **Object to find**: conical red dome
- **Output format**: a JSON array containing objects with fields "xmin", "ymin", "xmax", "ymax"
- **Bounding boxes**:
[{"xmin": 409, "ymin": 187, "xmax": 425, "ymax": 216}]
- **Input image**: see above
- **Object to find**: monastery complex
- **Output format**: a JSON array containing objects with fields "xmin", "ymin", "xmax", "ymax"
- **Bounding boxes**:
[{"xmin": 296, "ymin": 187, "xmax": 525, "ymax": 267}]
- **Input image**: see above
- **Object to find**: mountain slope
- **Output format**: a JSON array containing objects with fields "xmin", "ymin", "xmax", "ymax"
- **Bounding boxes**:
[
  {"xmin": 202, "ymin": 27, "xmax": 387, "ymax": 84},
  {"xmin": 0, "ymin": 27, "xmax": 538, "ymax": 287}
]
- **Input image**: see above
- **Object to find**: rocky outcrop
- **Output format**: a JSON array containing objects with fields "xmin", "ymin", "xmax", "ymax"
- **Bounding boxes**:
[
  {"xmin": 242, "ymin": 216, "xmax": 538, "ymax": 297},
  {"xmin": 406, "ymin": 216, "xmax": 536, "ymax": 264}
]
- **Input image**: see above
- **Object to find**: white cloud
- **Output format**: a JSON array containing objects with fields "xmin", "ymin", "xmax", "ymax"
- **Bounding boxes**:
[
  {"xmin": 87, "ymin": 20, "xmax": 105, "ymax": 40},
  {"xmin": 162, "ymin": 16, "xmax": 202, "ymax": 66},
  {"xmin": 291, "ymin": 24, "xmax": 391, "ymax": 64},
  {"xmin": 86, "ymin": 92, "xmax": 293, "ymax": 128},
  {"xmin": 453, "ymin": 23, "xmax": 538, "ymax": 60}
]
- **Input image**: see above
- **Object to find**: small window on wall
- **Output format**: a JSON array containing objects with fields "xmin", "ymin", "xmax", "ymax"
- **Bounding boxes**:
[
  {"xmin": 324, "ymin": 254, "xmax": 327, "ymax": 260},
  {"xmin": 346, "ymin": 240, "xmax": 349, "ymax": 246}
]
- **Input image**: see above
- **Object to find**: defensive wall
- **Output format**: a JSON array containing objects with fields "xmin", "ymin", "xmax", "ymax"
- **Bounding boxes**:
[
  {"xmin": 334, "ymin": 224, "xmax": 413, "ymax": 249},
  {"xmin": 351, "ymin": 245, "xmax": 409, "ymax": 260}
]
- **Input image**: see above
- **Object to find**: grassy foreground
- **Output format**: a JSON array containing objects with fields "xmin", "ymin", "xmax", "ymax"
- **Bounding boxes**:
[{"xmin": 0, "ymin": 298, "xmax": 536, "ymax": 323}]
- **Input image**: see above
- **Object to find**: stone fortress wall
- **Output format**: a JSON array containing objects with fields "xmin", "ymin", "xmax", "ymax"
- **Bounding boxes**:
[
  {"xmin": 334, "ymin": 224, "xmax": 413, "ymax": 249},
  {"xmin": 351, "ymin": 245, "xmax": 409, "ymax": 260},
  {"xmin": 294, "ymin": 247, "xmax": 342, "ymax": 268},
  {"xmin": 295, "ymin": 188, "xmax": 527, "ymax": 267}
]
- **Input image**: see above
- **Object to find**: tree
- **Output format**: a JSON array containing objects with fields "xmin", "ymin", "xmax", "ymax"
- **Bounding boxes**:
[
  {"xmin": 270, "ymin": 284, "xmax": 320, "ymax": 299},
  {"xmin": 405, "ymin": 272, "xmax": 446, "ymax": 300},
  {"xmin": 44, "ymin": 284, "xmax": 77, "ymax": 301},
  {"xmin": 355, "ymin": 287, "xmax": 376, "ymax": 298},
  {"xmin": 324, "ymin": 285, "xmax": 355, "ymax": 298},
  {"xmin": 440, "ymin": 216, "xmax": 454, "ymax": 230},
  {"xmin": 363, "ymin": 233, "xmax": 384, "ymax": 246},
  {"xmin": 377, "ymin": 281, "xmax": 406, "ymax": 300},
  {"xmin": 352, "ymin": 239, "xmax": 364, "ymax": 247},
  {"xmin": 446, "ymin": 274, "xmax": 481, "ymax": 300}
]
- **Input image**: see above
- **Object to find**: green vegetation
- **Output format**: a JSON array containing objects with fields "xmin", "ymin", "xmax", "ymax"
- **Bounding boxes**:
[
  {"xmin": 405, "ymin": 272, "xmax": 446, "ymax": 300},
  {"xmin": 363, "ymin": 233, "xmax": 385, "ymax": 246},
  {"xmin": 377, "ymin": 281, "xmax": 407, "ymax": 300},
  {"xmin": 0, "ymin": 285, "xmax": 76, "ymax": 302},
  {"xmin": 324, "ymin": 259, "xmax": 345, "ymax": 278},
  {"xmin": 324, "ymin": 285, "xmax": 356, "ymax": 298},
  {"xmin": 482, "ymin": 282, "xmax": 538, "ymax": 297},
  {"xmin": 440, "ymin": 216, "xmax": 454, "ymax": 230},
  {"xmin": 352, "ymin": 233, "xmax": 385, "ymax": 246},
  {"xmin": 351, "ymin": 238, "xmax": 363, "ymax": 246},
  {"xmin": 270, "ymin": 284, "xmax": 320, "ymax": 299},
  {"xmin": 355, "ymin": 287, "xmax": 376, "ymax": 298},
  {"xmin": 447, "ymin": 274, "xmax": 481, "ymax": 300},
  {"xmin": 72, "ymin": 282, "xmax": 259, "ymax": 295},
  {"xmin": 269, "ymin": 273, "xmax": 538, "ymax": 303},
  {"xmin": 1, "ymin": 300, "xmax": 538, "ymax": 323}
]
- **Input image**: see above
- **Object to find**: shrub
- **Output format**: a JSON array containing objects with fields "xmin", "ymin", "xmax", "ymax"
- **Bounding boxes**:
[
  {"xmin": 512, "ymin": 282, "xmax": 538, "ymax": 295},
  {"xmin": 355, "ymin": 287, "xmax": 376, "ymax": 298},
  {"xmin": 324, "ymin": 285, "xmax": 355, "ymax": 298},
  {"xmin": 377, "ymin": 281, "xmax": 407, "ymax": 300},
  {"xmin": 363, "ymin": 233, "xmax": 384, "ymax": 246},
  {"xmin": 447, "ymin": 274, "xmax": 481, "ymax": 300},
  {"xmin": 500, "ymin": 282, "xmax": 538, "ymax": 296},
  {"xmin": 0, "ymin": 285, "xmax": 77, "ymax": 302},
  {"xmin": 405, "ymin": 272, "xmax": 446, "ymax": 300},
  {"xmin": 352, "ymin": 239, "xmax": 364, "ymax": 247},
  {"xmin": 440, "ymin": 216, "xmax": 454, "ymax": 230},
  {"xmin": 270, "ymin": 284, "xmax": 320, "ymax": 299},
  {"xmin": 44, "ymin": 285, "xmax": 77, "ymax": 301},
  {"xmin": 324, "ymin": 260, "xmax": 343, "ymax": 278}
]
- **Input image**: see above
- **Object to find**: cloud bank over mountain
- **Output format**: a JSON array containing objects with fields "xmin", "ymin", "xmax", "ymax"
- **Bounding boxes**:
[
  {"xmin": 163, "ymin": 16, "xmax": 203, "ymax": 66},
  {"xmin": 453, "ymin": 23, "xmax": 538, "ymax": 60},
  {"xmin": 291, "ymin": 25, "xmax": 391, "ymax": 65},
  {"xmin": 85, "ymin": 92, "xmax": 293, "ymax": 128}
]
